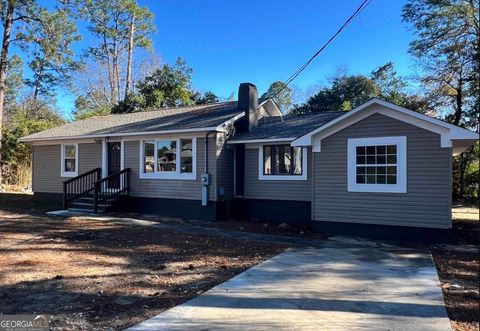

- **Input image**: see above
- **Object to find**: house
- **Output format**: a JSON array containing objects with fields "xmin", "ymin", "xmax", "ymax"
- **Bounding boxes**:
[{"xmin": 20, "ymin": 83, "xmax": 478, "ymax": 236}]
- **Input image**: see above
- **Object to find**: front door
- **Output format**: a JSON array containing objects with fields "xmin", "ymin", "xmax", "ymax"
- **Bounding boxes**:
[{"xmin": 107, "ymin": 142, "xmax": 121, "ymax": 188}]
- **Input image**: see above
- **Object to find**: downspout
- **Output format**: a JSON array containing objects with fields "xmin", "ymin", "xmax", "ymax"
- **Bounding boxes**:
[{"xmin": 202, "ymin": 132, "xmax": 216, "ymax": 206}]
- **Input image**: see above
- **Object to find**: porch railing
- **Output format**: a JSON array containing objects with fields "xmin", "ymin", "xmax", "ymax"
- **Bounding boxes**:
[
  {"xmin": 63, "ymin": 168, "xmax": 101, "ymax": 209},
  {"xmin": 93, "ymin": 168, "xmax": 131, "ymax": 213}
]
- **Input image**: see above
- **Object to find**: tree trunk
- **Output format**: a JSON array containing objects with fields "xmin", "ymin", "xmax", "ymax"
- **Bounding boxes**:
[
  {"xmin": 33, "ymin": 60, "xmax": 45, "ymax": 102},
  {"xmin": 125, "ymin": 13, "xmax": 135, "ymax": 99},
  {"xmin": 0, "ymin": 0, "xmax": 15, "ymax": 184},
  {"xmin": 112, "ymin": 43, "xmax": 119, "ymax": 104},
  {"xmin": 454, "ymin": 79, "xmax": 463, "ymax": 126}
]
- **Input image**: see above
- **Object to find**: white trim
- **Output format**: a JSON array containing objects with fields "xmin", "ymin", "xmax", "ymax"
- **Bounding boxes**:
[
  {"xmin": 292, "ymin": 98, "xmax": 478, "ymax": 151},
  {"xmin": 228, "ymin": 138, "xmax": 295, "ymax": 145},
  {"xmin": 101, "ymin": 140, "xmax": 125, "ymax": 178},
  {"xmin": 258, "ymin": 144, "xmax": 308, "ymax": 181},
  {"xmin": 101, "ymin": 140, "xmax": 108, "ymax": 178},
  {"xmin": 139, "ymin": 137, "xmax": 197, "ymax": 180},
  {"xmin": 60, "ymin": 143, "xmax": 78, "ymax": 177},
  {"xmin": 120, "ymin": 141, "xmax": 125, "ymax": 170},
  {"xmin": 347, "ymin": 136, "xmax": 407, "ymax": 193}
]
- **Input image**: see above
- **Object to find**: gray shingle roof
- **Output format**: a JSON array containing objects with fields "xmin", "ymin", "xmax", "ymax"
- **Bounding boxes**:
[
  {"xmin": 21, "ymin": 101, "xmax": 242, "ymax": 141},
  {"xmin": 230, "ymin": 111, "xmax": 345, "ymax": 141}
]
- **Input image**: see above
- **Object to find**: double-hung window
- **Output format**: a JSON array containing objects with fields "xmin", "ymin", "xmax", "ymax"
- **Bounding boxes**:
[
  {"xmin": 140, "ymin": 138, "xmax": 196, "ymax": 180},
  {"xmin": 347, "ymin": 136, "xmax": 406, "ymax": 193},
  {"xmin": 61, "ymin": 144, "xmax": 78, "ymax": 177},
  {"xmin": 259, "ymin": 144, "xmax": 307, "ymax": 180}
]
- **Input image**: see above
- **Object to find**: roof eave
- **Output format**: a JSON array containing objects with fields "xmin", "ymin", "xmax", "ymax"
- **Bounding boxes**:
[
  {"xmin": 291, "ymin": 98, "xmax": 479, "ymax": 150},
  {"xmin": 227, "ymin": 138, "xmax": 295, "ymax": 144},
  {"xmin": 19, "ymin": 126, "xmax": 222, "ymax": 143}
]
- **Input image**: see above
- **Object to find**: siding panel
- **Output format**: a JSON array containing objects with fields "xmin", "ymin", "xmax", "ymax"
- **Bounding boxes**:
[
  {"xmin": 244, "ymin": 147, "xmax": 312, "ymax": 201},
  {"xmin": 125, "ymin": 137, "xmax": 217, "ymax": 201},
  {"xmin": 313, "ymin": 113, "xmax": 452, "ymax": 229},
  {"xmin": 216, "ymin": 133, "xmax": 234, "ymax": 200},
  {"xmin": 33, "ymin": 142, "xmax": 102, "ymax": 193}
]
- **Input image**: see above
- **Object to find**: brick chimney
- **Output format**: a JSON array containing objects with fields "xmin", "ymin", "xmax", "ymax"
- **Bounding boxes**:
[{"xmin": 237, "ymin": 83, "xmax": 258, "ymax": 132}]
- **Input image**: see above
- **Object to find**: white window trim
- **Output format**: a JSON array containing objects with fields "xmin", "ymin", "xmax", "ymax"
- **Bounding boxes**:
[
  {"xmin": 258, "ymin": 145, "xmax": 308, "ymax": 181},
  {"xmin": 139, "ymin": 137, "xmax": 197, "ymax": 180},
  {"xmin": 60, "ymin": 143, "xmax": 78, "ymax": 177},
  {"xmin": 347, "ymin": 136, "xmax": 407, "ymax": 193}
]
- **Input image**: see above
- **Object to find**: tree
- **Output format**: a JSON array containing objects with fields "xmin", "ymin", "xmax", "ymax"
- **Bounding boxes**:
[
  {"xmin": 261, "ymin": 81, "xmax": 293, "ymax": 114},
  {"xmin": 403, "ymin": 0, "xmax": 480, "ymax": 197},
  {"xmin": 1, "ymin": 98, "xmax": 64, "ymax": 187},
  {"xmin": 402, "ymin": 0, "xmax": 479, "ymax": 127},
  {"xmin": 20, "ymin": 8, "xmax": 80, "ymax": 101},
  {"xmin": 371, "ymin": 62, "xmax": 431, "ymax": 113},
  {"xmin": 72, "ymin": 0, "xmax": 155, "ymax": 105},
  {"xmin": 193, "ymin": 91, "xmax": 219, "ymax": 105},
  {"xmin": 4, "ymin": 55, "xmax": 23, "ymax": 109},
  {"xmin": 0, "ymin": 0, "xmax": 76, "ymax": 182},
  {"xmin": 292, "ymin": 75, "xmax": 379, "ymax": 114}
]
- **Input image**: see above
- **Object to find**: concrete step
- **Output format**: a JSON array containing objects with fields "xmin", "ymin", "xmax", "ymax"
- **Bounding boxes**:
[{"xmin": 71, "ymin": 201, "xmax": 111, "ymax": 209}]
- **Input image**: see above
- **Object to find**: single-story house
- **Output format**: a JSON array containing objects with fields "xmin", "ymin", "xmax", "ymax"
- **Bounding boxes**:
[{"xmin": 20, "ymin": 83, "xmax": 478, "ymax": 236}]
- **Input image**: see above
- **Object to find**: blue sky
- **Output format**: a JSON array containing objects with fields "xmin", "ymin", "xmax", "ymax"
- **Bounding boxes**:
[{"xmin": 36, "ymin": 0, "xmax": 415, "ymax": 115}]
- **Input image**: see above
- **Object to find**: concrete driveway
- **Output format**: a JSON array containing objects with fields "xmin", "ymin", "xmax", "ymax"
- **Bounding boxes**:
[{"xmin": 128, "ymin": 238, "xmax": 451, "ymax": 331}]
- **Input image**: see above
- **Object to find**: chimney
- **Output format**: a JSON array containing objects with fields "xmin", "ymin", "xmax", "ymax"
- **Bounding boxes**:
[{"xmin": 237, "ymin": 82, "xmax": 258, "ymax": 132}]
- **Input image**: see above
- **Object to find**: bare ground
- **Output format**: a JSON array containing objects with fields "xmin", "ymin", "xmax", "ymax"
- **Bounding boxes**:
[
  {"xmin": 0, "ymin": 204, "xmax": 285, "ymax": 330},
  {"xmin": 0, "ymin": 194, "xmax": 478, "ymax": 330}
]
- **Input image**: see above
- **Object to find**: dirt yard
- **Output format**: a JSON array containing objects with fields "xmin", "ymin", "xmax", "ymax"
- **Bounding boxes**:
[
  {"xmin": 0, "ymin": 194, "xmax": 478, "ymax": 330},
  {"xmin": 432, "ymin": 201, "xmax": 479, "ymax": 331},
  {"xmin": 0, "ymin": 202, "xmax": 285, "ymax": 330}
]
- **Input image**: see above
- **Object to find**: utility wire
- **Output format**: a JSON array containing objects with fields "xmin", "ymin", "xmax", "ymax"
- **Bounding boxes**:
[{"xmin": 272, "ymin": 0, "xmax": 373, "ymax": 99}]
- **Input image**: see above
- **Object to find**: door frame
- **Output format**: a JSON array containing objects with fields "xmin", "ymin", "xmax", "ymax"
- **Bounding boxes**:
[{"xmin": 102, "ymin": 139, "xmax": 124, "ymax": 179}]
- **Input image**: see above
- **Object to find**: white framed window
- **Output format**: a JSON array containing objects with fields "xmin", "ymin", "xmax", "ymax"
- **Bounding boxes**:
[
  {"xmin": 139, "ymin": 137, "xmax": 196, "ymax": 180},
  {"xmin": 347, "ymin": 136, "xmax": 407, "ymax": 193},
  {"xmin": 259, "ymin": 144, "xmax": 308, "ymax": 180},
  {"xmin": 61, "ymin": 144, "xmax": 78, "ymax": 177}
]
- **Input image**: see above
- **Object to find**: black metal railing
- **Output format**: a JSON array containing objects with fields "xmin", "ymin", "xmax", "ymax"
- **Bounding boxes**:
[
  {"xmin": 63, "ymin": 168, "xmax": 101, "ymax": 209},
  {"xmin": 93, "ymin": 168, "xmax": 130, "ymax": 213}
]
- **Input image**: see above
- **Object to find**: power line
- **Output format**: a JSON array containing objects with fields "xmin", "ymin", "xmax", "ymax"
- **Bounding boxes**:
[{"xmin": 273, "ymin": 0, "xmax": 373, "ymax": 99}]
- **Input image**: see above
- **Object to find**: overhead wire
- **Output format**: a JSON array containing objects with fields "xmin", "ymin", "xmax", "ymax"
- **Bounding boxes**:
[{"xmin": 272, "ymin": 0, "xmax": 374, "ymax": 99}]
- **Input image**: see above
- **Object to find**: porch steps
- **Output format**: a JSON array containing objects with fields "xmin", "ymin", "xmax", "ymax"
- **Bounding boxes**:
[{"xmin": 68, "ymin": 194, "xmax": 112, "ymax": 213}]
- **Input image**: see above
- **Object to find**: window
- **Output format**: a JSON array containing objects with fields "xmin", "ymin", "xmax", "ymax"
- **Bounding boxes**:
[
  {"xmin": 61, "ymin": 144, "xmax": 78, "ymax": 177},
  {"xmin": 157, "ymin": 140, "xmax": 176, "ymax": 172},
  {"xmin": 180, "ymin": 139, "xmax": 193, "ymax": 173},
  {"xmin": 348, "ymin": 137, "xmax": 406, "ymax": 193},
  {"xmin": 140, "ymin": 138, "xmax": 196, "ymax": 180},
  {"xmin": 259, "ymin": 144, "xmax": 307, "ymax": 180}
]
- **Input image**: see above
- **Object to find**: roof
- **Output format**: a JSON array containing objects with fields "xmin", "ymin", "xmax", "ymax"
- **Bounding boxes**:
[
  {"xmin": 229, "ymin": 111, "xmax": 345, "ymax": 143},
  {"xmin": 291, "ymin": 98, "xmax": 478, "ymax": 154},
  {"xmin": 20, "ymin": 101, "xmax": 243, "ymax": 142}
]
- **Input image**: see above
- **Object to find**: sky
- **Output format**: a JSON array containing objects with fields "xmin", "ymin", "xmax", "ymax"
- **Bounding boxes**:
[{"xmin": 34, "ymin": 0, "xmax": 416, "ymax": 115}]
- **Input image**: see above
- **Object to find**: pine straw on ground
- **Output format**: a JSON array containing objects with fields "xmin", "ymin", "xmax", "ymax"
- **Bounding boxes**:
[{"xmin": 0, "ymin": 209, "xmax": 285, "ymax": 330}]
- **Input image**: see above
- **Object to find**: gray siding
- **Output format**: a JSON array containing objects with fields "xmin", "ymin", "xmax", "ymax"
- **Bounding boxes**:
[
  {"xmin": 125, "ymin": 137, "xmax": 217, "ymax": 201},
  {"xmin": 244, "ymin": 147, "xmax": 312, "ymax": 201},
  {"xmin": 33, "ymin": 143, "xmax": 102, "ymax": 193},
  {"xmin": 313, "ymin": 113, "xmax": 452, "ymax": 229},
  {"xmin": 79, "ymin": 143, "xmax": 102, "ymax": 173},
  {"xmin": 216, "ymin": 133, "xmax": 234, "ymax": 200},
  {"xmin": 33, "ymin": 145, "xmax": 62, "ymax": 193}
]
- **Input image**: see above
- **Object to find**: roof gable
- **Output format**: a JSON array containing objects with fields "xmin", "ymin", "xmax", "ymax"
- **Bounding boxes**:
[{"xmin": 292, "ymin": 98, "xmax": 478, "ymax": 153}]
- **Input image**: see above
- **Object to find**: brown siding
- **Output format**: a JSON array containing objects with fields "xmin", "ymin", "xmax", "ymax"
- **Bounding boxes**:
[
  {"xmin": 244, "ymin": 147, "xmax": 312, "ymax": 201},
  {"xmin": 125, "ymin": 137, "xmax": 217, "ymax": 201},
  {"xmin": 32, "ymin": 143, "xmax": 102, "ymax": 193},
  {"xmin": 313, "ymin": 113, "xmax": 452, "ymax": 229}
]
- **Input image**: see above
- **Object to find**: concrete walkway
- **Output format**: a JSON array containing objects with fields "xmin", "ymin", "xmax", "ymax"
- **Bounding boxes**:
[{"xmin": 128, "ymin": 241, "xmax": 451, "ymax": 331}]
